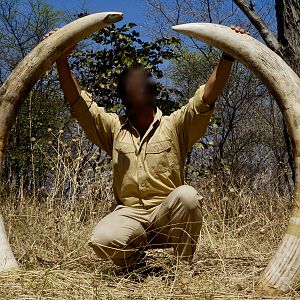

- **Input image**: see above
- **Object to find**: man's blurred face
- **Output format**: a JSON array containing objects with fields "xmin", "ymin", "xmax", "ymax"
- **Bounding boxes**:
[{"xmin": 122, "ymin": 68, "xmax": 154, "ymax": 110}]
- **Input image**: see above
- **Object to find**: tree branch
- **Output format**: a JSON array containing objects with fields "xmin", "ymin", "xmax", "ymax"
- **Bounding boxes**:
[{"xmin": 232, "ymin": 0, "xmax": 281, "ymax": 51}]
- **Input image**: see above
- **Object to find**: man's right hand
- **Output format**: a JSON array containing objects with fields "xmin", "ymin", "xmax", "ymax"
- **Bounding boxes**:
[{"xmin": 42, "ymin": 28, "xmax": 76, "ymax": 63}]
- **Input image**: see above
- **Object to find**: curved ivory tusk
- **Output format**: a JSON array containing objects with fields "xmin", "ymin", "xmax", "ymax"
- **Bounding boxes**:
[
  {"xmin": 172, "ymin": 23, "xmax": 300, "ymax": 295},
  {"xmin": 0, "ymin": 12, "xmax": 123, "ymax": 272}
]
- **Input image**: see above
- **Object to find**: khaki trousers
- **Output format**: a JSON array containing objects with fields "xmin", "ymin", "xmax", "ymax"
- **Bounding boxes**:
[{"xmin": 88, "ymin": 185, "xmax": 203, "ymax": 267}]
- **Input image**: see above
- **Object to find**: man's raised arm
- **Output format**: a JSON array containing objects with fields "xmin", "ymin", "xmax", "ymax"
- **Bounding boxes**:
[
  {"xmin": 56, "ymin": 55, "xmax": 81, "ymax": 106},
  {"xmin": 43, "ymin": 28, "xmax": 80, "ymax": 106},
  {"xmin": 42, "ymin": 28, "xmax": 117, "ymax": 156},
  {"xmin": 170, "ymin": 25, "xmax": 247, "ymax": 154},
  {"xmin": 203, "ymin": 53, "xmax": 235, "ymax": 106},
  {"xmin": 203, "ymin": 25, "xmax": 248, "ymax": 106}
]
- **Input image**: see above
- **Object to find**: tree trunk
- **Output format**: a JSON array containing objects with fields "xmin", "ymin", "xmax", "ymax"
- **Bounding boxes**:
[
  {"xmin": 276, "ymin": 0, "xmax": 300, "ymax": 75},
  {"xmin": 275, "ymin": 0, "xmax": 300, "ymax": 184}
]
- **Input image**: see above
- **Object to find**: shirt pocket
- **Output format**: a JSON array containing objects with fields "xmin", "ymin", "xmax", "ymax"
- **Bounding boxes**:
[
  {"xmin": 115, "ymin": 142, "xmax": 136, "ymax": 175},
  {"xmin": 145, "ymin": 139, "xmax": 172, "ymax": 174}
]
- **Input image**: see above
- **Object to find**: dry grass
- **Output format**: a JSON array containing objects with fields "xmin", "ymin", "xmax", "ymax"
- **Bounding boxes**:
[
  {"xmin": 1, "ymin": 187, "xmax": 298, "ymax": 299},
  {"xmin": 1, "ymin": 133, "xmax": 298, "ymax": 299}
]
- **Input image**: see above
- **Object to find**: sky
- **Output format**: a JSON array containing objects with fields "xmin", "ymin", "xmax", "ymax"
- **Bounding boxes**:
[
  {"xmin": 48, "ymin": 0, "xmax": 147, "ymax": 30},
  {"xmin": 46, "ymin": 0, "xmax": 275, "ymax": 36}
]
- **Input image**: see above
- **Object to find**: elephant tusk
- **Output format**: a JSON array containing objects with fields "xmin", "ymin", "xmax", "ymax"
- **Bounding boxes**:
[
  {"xmin": 172, "ymin": 23, "xmax": 300, "ymax": 295},
  {"xmin": 0, "ymin": 12, "xmax": 123, "ymax": 272}
]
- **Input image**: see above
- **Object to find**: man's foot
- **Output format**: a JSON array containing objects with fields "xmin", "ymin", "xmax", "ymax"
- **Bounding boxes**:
[
  {"xmin": 114, "ymin": 252, "xmax": 167, "ymax": 281},
  {"xmin": 114, "ymin": 251, "xmax": 146, "ymax": 278},
  {"xmin": 139, "ymin": 264, "xmax": 166, "ymax": 277},
  {"xmin": 123, "ymin": 251, "xmax": 147, "ymax": 272}
]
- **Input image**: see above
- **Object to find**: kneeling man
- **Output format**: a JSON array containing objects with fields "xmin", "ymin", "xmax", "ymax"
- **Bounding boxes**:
[{"xmin": 44, "ymin": 25, "xmax": 245, "ymax": 269}]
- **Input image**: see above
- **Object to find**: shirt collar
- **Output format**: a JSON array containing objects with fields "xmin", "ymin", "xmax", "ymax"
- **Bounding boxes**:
[{"xmin": 121, "ymin": 106, "xmax": 162, "ymax": 128}]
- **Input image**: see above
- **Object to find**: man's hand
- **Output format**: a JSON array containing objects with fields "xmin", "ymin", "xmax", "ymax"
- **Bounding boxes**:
[
  {"xmin": 203, "ymin": 25, "xmax": 248, "ymax": 105},
  {"xmin": 42, "ymin": 28, "xmax": 76, "ymax": 63},
  {"xmin": 229, "ymin": 25, "xmax": 249, "ymax": 35}
]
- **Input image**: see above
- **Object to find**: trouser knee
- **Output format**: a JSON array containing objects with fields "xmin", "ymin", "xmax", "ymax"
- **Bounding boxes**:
[
  {"xmin": 88, "ymin": 215, "xmax": 147, "ymax": 267},
  {"xmin": 88, "ymin": 231, "xmax": 116, "ymax": 260},
  {"xmin": 175, "ymin": 185, "xmax": 203, "ymax": 211}
]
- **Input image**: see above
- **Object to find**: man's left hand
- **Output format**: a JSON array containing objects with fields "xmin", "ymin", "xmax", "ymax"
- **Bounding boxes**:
[{"xmin": 229, "ymin": 25, "xmax": 249, "ymax": 35}]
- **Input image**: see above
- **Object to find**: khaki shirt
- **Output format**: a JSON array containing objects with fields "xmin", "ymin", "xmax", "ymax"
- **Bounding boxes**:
[{"xmin": 70, "ymin": 84, "xmax": 215, "ymax": 208}]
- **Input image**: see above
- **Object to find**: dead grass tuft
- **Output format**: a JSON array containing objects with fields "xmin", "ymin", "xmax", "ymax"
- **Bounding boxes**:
[{"xmin": 0, "ymin": 185, "xmax": 298, "ymax": 299}]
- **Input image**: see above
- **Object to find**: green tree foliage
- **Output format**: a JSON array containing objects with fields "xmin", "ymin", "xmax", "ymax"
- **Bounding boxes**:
[
  {"xmin": 0, "ymin": 0, "xmax": 64, "ymax": 189},
  {"xmin": 70, "ymin": 21, "xmax": 181, "ymax": 115},
  {"xmin": 3, "ymin": 8, "xmax": 182, "ymax": 192},
  {"xmin": 0, "ymin": 0, "xmax": 62, "ymax": 81}
]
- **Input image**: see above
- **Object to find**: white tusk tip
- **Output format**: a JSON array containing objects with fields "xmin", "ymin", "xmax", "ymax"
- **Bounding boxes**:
[{"xmin": 104, "ymin": 12, "xmax": 124, "ymax": 23}]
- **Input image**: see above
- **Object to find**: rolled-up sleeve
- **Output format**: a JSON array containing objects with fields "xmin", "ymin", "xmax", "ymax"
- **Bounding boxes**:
[
  {"xmin": 170, "ymin": 84, "xmax": 215, "ymax": 154},
  {"xmin": 70, "ymin": 89, "xmax": 117, "ymax": 156}
]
